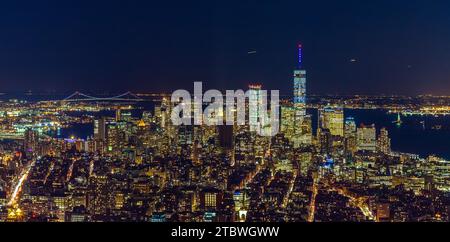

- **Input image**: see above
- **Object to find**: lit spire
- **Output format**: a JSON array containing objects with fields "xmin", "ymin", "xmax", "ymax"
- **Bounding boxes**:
[{"xmin": 298, "ymin": 43, "xmax": 302, "ymax": 69}]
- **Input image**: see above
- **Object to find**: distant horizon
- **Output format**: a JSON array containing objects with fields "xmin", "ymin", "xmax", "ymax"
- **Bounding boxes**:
[{"xmin": 1, "ymin": 90, "xmax": 450, "ymax": 98}]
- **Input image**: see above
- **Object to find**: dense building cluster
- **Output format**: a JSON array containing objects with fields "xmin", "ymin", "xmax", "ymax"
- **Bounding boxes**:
[{"xmin": 0, "ymin": 48, "xmax": 449, "ymax": 223}]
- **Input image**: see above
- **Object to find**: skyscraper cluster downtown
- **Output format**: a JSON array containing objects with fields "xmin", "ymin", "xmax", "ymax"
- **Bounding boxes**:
[
  {"xmin": 169, "ymin": 82, "xmax": 280, "ymax": 137},
  {"xmin": 169, "ymin": 44, "xmax": 308, "ymax": 138}
]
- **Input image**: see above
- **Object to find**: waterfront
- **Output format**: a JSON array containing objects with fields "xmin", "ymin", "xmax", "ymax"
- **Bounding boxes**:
[
  {"xmin": 54, "ymin": 106, "xmax": 450, "ymax": 160},
  {"xmin": 3, "ymin": 93, "xmax": 449, "ymax": 159},
  {"xmin": 344, "ymin": 109, "xmax": 450, "ymax": 159}
]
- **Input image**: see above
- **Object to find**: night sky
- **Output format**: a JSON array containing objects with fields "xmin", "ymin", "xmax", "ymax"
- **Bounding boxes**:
[{"xmin": 1, "ymin": 0, "xmax": 450, "ymax": 95}]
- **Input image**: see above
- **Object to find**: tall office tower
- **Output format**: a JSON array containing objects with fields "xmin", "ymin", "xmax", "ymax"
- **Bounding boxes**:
[
  {"xmin": 344, "ymin": 117, "xmax": 357, "ymax": 155},
  {"xmin": 356, "ymin": 124, "xmax": 377, "ymax": 152},
  {"xmin": 157, "ymin": 96, "xmax": 172, "ymax": 129},
  {"xmin": 318, "ymin": 128, "xmax": 333, "ymax": 155},
  {"xmin": 94, "ymin": 117, "xmax": 106, "ymax": 141},
  {"xmin": 281, "ymin": 105, "xmax": 296, "ymax": 138},
  {"xmin": 283, "ymin": 104, "xmax": 313, "ymax": 147},
  {"xmin": 377, "ymin": 127, "xmax": 391, "ymax": 154},
  {"xmin": 177, "ymin": 125, "xmax": 194, "ymax": 146},
  {"xmin": 344, "ymin": 117, "xmax": 357, "ymax": 137},
  {"xmin": 106, "ymin": 122, "xmax": 125, "ymax": 155},
  {"xmin": 161, "ymin": 95, "xmax": 176, "ymax": 139},
  {"xmin": 292, "ymin": 44, "xmax": 312, "ymax": 147},
  {"xmin": 93, "ymin": 117, "xmax": 107, "ymax": 153},
  {"xmin": 160, "ymin": 96, "xmax": 169, "ymax": 128},
  {"xmin": 293, "ymin": 43, "xmax": 306, "ymax": 115},
  {"xmin": 87, "ymin": 175, "xmax": 110, "ymax": 216},
  {"xmin": 154, "ymin": 106, "xmax": 162, "ymax": 124},
  {"xmin": 24, "ymin": 128, "xmax": 39, "ymax": 153},
  {"xmin": 298, "ymin": 115, "xmax": 313, "ymax": 145},
  {"xmin": 319, "ymin": 107, "xmax": 344, "ymax": 137},
  {"xmin": 115, "ymin": 108, "xmax": 121, "ymax": 122},
  {"xmin": 248, "ymin": 84, "xmax": 262, "ymax": 133}
]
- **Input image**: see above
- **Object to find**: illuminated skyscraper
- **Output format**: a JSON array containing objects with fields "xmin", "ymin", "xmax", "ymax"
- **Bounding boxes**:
[
  {"xmin": 377, "ymin": 127, "xmax": 391, "ymax": 154},
  {"xmin": 248, "ymin": 84, "xmax": 262, "ymax": 133},
  {"xmin": 318, "ymin": 128, "xmax": 333, "ymax": 155},
  {"xmin": 282, "ymin": 104, "xmax": 312, "ymax": 147},
  {"xmin": 344, "ymin": 117, "xmax": 357, "ymax": 155},
  {"xmin": 281, "ymin": 105, "xmax": 296, "ymax": 136},
  {"xmin": 319, "ymin": 107, "xmax": 344, "ymax": 137},
  {"xmin": 87, "ymin": 175, "xmax": 110, "ymax": 216},
  {"xmin": 293, "ymin": 43, "xmax": 306, "ymax": 116},
  {"xmin": 106, "ymin": 122, "xmax": 125, "ymax": 155},
  {"xmin": 24, "ymin": 128, "xmax": 39, "ymax": 153},
  {"xmin": 344, "ymin": 117, "xmax": 357, "ymax": 137},
  {"xmin": 94, "ymin": 117, "xmax": 106, "ymax": 141},
  {"xmin": 357, "ymin": 124, "xmax": 377, "ymax": 152},
  {"xmin": 115, "ymin": 108, "xmax": 121, "ymax": 122},
  {"xmin": 292, "ymin": 44, "xmax": 312, "ymax": 147}
]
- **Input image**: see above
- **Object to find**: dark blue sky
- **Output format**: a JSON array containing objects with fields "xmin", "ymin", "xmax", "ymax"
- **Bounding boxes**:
[{"xmin": 1, "ymin": 0, "xmax": 450, "ymax": 95}]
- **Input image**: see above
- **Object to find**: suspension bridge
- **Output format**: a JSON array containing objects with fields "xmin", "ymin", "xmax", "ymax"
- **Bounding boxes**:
[{"xmin": 61, "ymin": 91, "xmax": 145, "ymax": 102}]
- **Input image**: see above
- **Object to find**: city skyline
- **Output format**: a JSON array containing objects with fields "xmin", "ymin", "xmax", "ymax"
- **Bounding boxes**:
[{"xmin": 1, "ymin": 0, "xmax": 450, "ymax": 230}]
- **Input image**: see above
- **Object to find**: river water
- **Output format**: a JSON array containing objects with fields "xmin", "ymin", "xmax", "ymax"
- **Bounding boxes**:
[
  {"xmin": 2, "ymin": 93, "xmax": 449, "ymax": 159},
  {"xmin": 59, "ymin": 108, "xmax": 450, "ymax": 159}
]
